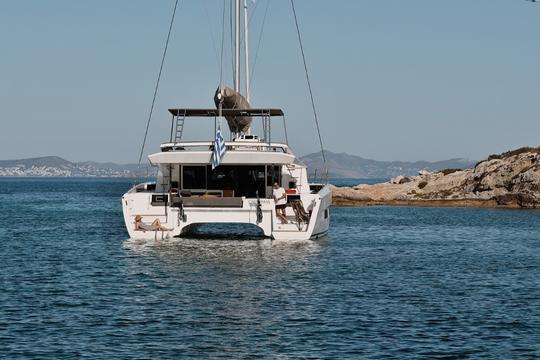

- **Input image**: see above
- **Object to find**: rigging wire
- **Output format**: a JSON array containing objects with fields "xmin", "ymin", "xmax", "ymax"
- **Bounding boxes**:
[
  {"xmin": 249, "ymin": 0, "xmax": 270, "ymax": 87},
  {"xmin": 202, "ymin": 0, "xmax": 221, "ymax": 71},
  {"xmin": 138, "ymin": 0, "xmax": 181, "ymax": 165},
  {"xmin": 248, "ymin": 0, "xmax": 260, "ymax": 25},
  {"xmin": 238, "ymin": 0, "xmax": 260, "ymax": 51},
  {"xmin": 230, "ymin": 0, "xmax": 236, "ymax": 86},
  {"xmin": 290, "ymin": 0, "xmax": 328, "ymax": 182},
  {"xmin": 218, "ymin": 0, "xmax": 227, "ymax": 130},
  {"xmin": 219, "ymin": 0, "xmax": 227, "ymax": 86}
]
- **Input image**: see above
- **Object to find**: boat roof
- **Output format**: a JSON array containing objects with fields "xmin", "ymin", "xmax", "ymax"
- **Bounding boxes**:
[
  {"xmin": 149, "ymin": 150, "xmax": 296, "ymax": 166},
  {"xmin": 168, "ymin": 108, "xmax": 284, "ymax": 117}
]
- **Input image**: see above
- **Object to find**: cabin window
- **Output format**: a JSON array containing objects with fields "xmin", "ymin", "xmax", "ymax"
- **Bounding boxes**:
[
  {"xmin": 267, "ymin": 165, "xmax": 281, "ymax": 186},
  {"xmin": 182, "ymin": 166, "xmax": 207, "ymax": 189},
  {"xmin": 207, "ymin": 165, "xmax": 266, "ymax": 198},
  {"xmin": 207, "ymin": 166, "xmax": 235, "ymax": 192},
  {"xmin": 324, "ymin": 208, "xmax": 329, "ymax": 219}
]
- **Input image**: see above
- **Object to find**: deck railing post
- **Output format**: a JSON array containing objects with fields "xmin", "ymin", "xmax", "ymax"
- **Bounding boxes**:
[
  {"xmin": 268, "ymin": 112, "xmax": 271, "ymax": 146},
  {"xmin": 283, "ymin": 115, "xmax": 289, "ymax": 146}
]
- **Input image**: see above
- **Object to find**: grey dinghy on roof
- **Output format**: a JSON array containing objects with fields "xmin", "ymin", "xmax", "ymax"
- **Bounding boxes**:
[{"xmin": 122, "ymin": 0, "xmax": 331, "ymax": 240}]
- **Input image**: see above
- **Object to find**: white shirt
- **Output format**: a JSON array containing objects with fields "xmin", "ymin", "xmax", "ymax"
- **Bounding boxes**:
[{"xmin": 273, "ymin": 187, "xmax": 287, "ymax": 205}]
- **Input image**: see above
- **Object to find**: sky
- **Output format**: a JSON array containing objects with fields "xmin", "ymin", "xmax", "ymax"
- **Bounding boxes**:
[{"xmin": 1, "ymin": 0, "xmax": 539, "ymax": 163}]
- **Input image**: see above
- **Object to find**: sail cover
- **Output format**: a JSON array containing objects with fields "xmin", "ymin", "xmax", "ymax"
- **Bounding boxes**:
[{"xmin": 214, "ymin": 87, "xmax": 252, "ymax": 133}]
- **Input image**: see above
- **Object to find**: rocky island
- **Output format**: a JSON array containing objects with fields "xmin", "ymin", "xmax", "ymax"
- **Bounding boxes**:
[{"xmin": 332, "ymin": 147, "xmax": 540, "ymax": 209}]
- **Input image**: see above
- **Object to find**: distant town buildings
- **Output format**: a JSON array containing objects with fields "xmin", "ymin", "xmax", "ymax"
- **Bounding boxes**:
[{"xmin": 0, "ymin": 165, "xmax": 141, "ymax": 177}]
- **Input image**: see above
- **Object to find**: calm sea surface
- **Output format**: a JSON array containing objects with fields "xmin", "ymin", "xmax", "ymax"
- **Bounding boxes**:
[{"xmin": 0, "ymin": 178, "xmax": 539, "ymax": 359}]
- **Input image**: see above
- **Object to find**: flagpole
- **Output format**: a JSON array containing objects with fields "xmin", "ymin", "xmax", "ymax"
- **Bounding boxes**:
[{"xmin": 213, "ymin": 88, "xmax": 226, "ymax": 169}]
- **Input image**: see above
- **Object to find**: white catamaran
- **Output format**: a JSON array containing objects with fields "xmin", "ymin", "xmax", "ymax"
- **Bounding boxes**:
[{"xmin": 122, "ymin": 0, "xmax": 331, "ymax": 240}]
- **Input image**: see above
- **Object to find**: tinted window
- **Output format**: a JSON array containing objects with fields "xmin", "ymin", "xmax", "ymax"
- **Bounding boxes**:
[
  {"xmin": 207, "ymin": 165, "xmax": 266, "ymax": 198},
  {"xmin": 267, "ymin": 165, "xmax": 281, "ymax": 186},
  {"xmin": 183, "ymin": 166, "xmax": 207, "ymax": 189}
]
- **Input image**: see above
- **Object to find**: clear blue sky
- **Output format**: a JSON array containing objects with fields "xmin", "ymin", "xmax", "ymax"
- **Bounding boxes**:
[{"xmin": 1, "ymin": 0, "xmax": 539, "ymax": 163}]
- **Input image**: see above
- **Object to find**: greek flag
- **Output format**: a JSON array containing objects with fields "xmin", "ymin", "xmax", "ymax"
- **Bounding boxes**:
[{"xmin": 212, "ymin": 127, "xmax": 226, "ymax": 169}]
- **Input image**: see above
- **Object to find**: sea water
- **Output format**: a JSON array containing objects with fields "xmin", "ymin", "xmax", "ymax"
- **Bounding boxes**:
[{"xmin": 0, "ymin": 178, "xmax": 539, "ymax": 358}]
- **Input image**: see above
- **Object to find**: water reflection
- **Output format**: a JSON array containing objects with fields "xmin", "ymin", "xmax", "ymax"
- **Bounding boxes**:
[
  {"xmin": 123, "ymin": 235, "xmax": 327, "ymax": 267},
  {"xmin": 123, "ymin": 223, "xmax": 327, "ymax": 268}
]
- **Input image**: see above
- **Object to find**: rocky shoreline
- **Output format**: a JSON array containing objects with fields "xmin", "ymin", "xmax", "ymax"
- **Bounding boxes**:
[{"xmin": 332, "ymin": 147, "xmax": 540, "ymax": 209}]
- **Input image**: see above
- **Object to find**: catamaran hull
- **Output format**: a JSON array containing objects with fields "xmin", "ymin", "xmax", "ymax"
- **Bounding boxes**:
[{"xmin": 122, "ymin": 185, "xmax": 331, "ymax": 241}]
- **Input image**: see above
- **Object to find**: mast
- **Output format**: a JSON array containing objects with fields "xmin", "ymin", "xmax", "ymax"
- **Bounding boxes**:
[
  {"xmin": 234, "ymin": 0, "xmax": 241, "ymax": 92},
  {"xmin": 243, "ymin": 0, "xmax": 250, "ymax": 103}
]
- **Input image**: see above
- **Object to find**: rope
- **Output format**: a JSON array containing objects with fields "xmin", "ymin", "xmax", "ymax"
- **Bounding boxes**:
[
  {"xmin": 138, "ymin": 0, "xmax": 180, "ymax": 165},
  {"xmin": 290, "ymin": 0, "xmax": 328, "ymax": 183}
]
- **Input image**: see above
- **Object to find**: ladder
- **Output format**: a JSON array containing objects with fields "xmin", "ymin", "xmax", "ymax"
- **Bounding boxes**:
[{"xmin": 174, "ymin": 110, "xmax": 187, "ymax": 143}]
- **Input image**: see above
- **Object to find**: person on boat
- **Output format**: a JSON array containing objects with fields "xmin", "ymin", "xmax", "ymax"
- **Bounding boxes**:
[
  {"xmin": 135, "ymin": 215, "xmax": 173, "ymax": 231},
  {"xmin": 272, "ymin": 182, "xmax": 288, "ymax": 224}
]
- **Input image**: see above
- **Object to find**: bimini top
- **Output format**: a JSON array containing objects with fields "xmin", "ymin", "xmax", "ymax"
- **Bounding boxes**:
[{"xmin": 168, "ymin": 108, "xmax": 284, "ymax": 117}]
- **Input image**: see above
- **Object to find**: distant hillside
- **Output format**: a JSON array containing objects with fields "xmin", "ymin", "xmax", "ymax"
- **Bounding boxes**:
[
  {"xmin": 301, "ymin": 151, "xmax": 476, "ymax": 179},
  {"xmin": 1, "ymin": 153, "xmax": 476, "ymax": 179},
  {"xmin": 0, "ymin": 156, "xmax": 152, "ymax": 177},
  {"xmin": 0, "ymin": 156, "xmax": 72, "ymax": 168}
]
